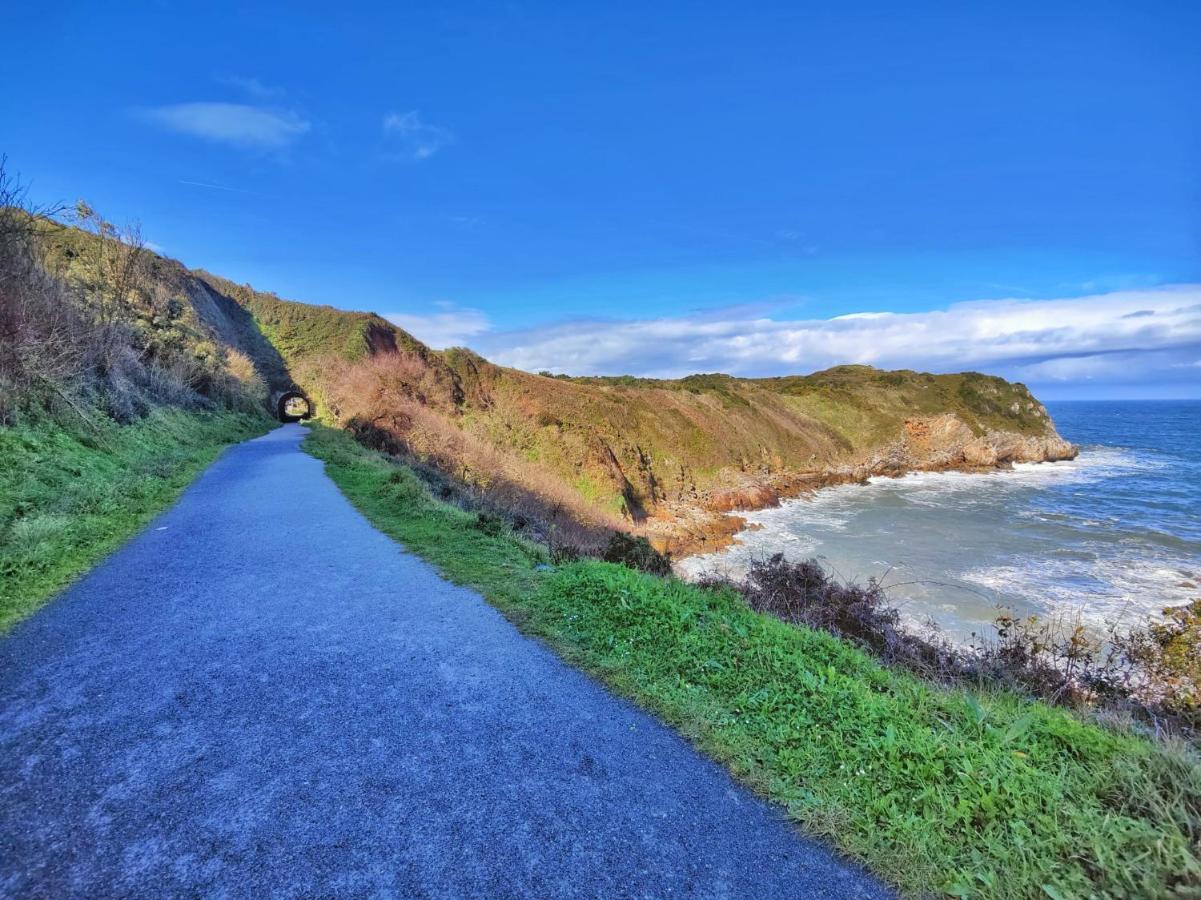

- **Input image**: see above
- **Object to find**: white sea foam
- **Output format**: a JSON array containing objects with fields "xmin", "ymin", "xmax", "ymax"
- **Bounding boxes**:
[
  {"xmin": 963, "ymin": 554, "xmax": 1198, "ymax": 627},
  {"xmin": 678, "ymin": 444, "xmax": 1199, "ymax": 638}
]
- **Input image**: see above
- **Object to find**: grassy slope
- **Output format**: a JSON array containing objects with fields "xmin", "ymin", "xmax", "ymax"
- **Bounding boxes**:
[
  {"xmin": 196, "ymin": 270, "xmax": 430, "ymax": 363},
  {"xmin": 169, "ymin": 274, "xmax": 1061, "ymax": 520},
  {"xmin": 0, "ymin": 409, "xmax": 269, "ymax": 629},
  {"xmin": 447, "ymin": 363, "xmax": 1056, "ymax": 510},
  {"xmin": 305, "ymin": 423, "xmax": 1200, "ymax": 899},
  {"xmin": 35, "ymin": 221, "xmax": 293, "ymax": 396}
]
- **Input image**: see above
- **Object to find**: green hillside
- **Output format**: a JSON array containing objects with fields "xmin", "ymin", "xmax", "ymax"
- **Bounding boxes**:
[
  {"xmin": 7, "ymin": 208, "xmax": 1075, "ymax": 568},
  {"xmin": 156, "ymin": 262, "xmax": 1072, "ymax": 548}
]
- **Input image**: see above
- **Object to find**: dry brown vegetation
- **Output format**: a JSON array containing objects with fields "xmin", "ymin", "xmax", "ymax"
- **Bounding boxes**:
[
  {"xmin": 212, "ymin": 274, "xmax": 1071, "ymax": 553},
  {"xmin": 320, "ymin": 352, "xmax": 623, "ymax": 550},
  {"xmin": 0, "ymin": 162, "xmax": 278, "ymax": 425}
]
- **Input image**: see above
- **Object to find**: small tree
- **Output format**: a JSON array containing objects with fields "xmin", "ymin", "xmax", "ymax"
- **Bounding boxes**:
[{"xmin": 72, "ymin": 199, "xmax": 147, "ymax": 328}]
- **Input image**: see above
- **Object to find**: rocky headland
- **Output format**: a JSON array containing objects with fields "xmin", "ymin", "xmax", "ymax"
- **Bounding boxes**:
[{"xmin": 645, "ymin": 411, "xmax": 1078, "ymax": 558}]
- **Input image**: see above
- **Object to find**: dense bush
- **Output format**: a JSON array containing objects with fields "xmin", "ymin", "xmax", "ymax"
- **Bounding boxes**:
[
  {"xmin": 473, "ymin": 511, "xmax": 506, "ymax": 536},
  {"xmin": 602, "ymin": 531, "xmax": 672, "ymax": 576},
  {"xmin": 742, "ymin": 554, "xmax": 899, "ymax": 647}
]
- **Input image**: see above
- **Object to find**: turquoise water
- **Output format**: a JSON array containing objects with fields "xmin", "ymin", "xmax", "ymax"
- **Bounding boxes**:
[{"xmin": 679, "ymin": 401, "xmax": 1201, "ymax": 639}]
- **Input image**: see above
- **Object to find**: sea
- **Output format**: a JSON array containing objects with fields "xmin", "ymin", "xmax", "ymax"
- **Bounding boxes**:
[{"xmin": 677, "ymin": 401, "xmax": 1201, "ymax": 640}]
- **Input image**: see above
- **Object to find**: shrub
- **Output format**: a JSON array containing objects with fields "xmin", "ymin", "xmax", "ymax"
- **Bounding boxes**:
[
  {"xmin": 473, "ymin": 511, "xmax": 505, "ymax": 536},
  {"xmin": 733, "ymin": 554, "xmax": 962, "ymax": 674},
  {"xmin": 602, "ymin": 531, "xmax": 671, "ymax": 576},
  {"xmin": 1113, "ymin": 600, "xmax": 1201, "ymax": 729},
  {"xmin": 726, "ymin": 554, "xmax": 1201, "ymax": 739},
  {"xmin": 550, "ymin": 543, "xmax": 583, "ymax": 565},
  {"xmin": 742, "ymin": 553, "xmax": 896, "ymax": 642}
]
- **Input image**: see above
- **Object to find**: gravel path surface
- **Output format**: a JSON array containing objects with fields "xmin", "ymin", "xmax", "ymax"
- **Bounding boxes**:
[{"xmin": 0, "ymin": 424, "xmax": 889, "ymax": 898}]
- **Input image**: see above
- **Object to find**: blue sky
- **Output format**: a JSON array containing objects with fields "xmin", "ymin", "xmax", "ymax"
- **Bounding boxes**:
[{"xmin": 4, "ymin": 1, "xmax": 1200, "ymax": 397}]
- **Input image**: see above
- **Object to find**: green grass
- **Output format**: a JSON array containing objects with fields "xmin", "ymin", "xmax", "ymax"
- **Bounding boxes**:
[
  {"xmin": 305, "ymin": 423, "xmax": 1201, "ymax": 898},
  {"xmin": 0, "ymin": 408, "xmax": 269, "ymax": 630},
  {"xmin": 195, "ymin": 269, "xmax": 429, "ymax": 365}
]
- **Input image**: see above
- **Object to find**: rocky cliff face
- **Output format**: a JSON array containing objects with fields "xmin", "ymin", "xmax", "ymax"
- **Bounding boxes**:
[
  {"xmin": 644, "ymin": 412, "xmax": 1077, "ymax": 557},
  {"xmin": 871, "ymin": 413, "xmax": 1078, "ymax": 475}
]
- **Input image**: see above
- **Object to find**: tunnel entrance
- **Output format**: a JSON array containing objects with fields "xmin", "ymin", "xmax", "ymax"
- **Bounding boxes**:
[{"xmin": 276, "ymin": 390, "xmax": 312, "ymax": 422}]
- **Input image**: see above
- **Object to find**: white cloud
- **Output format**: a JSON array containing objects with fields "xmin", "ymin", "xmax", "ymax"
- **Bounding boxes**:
[
  {"xmin": 382, "ymin": 111, "xmax": 453, "ymax": 161},
  {"xmin": 139, "ymin": 102, "xmax": 310, "ymax": 150},
  {"xmin": 386, "ymin": 302, "xmax": 490, "ymax": 349},
  {"xmin": 472, "ymin": 285, "xmax": 1201, "ymax": 391}
]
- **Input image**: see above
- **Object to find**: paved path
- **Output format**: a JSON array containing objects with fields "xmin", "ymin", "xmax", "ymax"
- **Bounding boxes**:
[{"xmin": 1, "ymin": 425, "xmax": 888, "ymax": 898}]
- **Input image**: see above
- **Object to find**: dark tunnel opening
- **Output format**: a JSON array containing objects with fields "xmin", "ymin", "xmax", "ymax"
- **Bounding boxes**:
[{"xmin": 276, "ymin": 391, "xmax": 312, "ymax": 422}]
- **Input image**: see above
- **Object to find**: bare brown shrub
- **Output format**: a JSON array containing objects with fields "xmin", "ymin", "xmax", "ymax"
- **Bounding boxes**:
[
  {"xmin": 724, "ymin": 554, "xmax": 962, "ymax": 675},
  {"xmin": 0, "ymin": 164, "xmax": 88, "ymax": 423}
]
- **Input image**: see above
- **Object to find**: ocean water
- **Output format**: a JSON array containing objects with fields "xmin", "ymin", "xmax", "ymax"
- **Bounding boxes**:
[{"xmin": 678, "ymin": 401, "xmax": 1201, "ymax": 639}]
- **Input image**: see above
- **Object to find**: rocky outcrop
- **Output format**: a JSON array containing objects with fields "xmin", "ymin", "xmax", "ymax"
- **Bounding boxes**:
[
  {"xmin": 872, "ymin": 413, "xmax": 1078, "ymax": 474},
  {"xmin": 645, "ymin": 413, "xmax": 1078, "ymax": 558}
]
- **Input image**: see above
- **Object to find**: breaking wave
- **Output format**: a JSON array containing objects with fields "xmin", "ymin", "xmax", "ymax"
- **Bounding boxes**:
[{"xmin": 679, "ymin": 402, "xmax": 1201, "ymax": 638}]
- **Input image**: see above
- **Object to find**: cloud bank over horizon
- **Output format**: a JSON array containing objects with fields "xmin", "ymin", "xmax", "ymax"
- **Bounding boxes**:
[
  {"xmin": 385, "ymin": 302, "xmax": 490, "ymax": 349},
  {"xmin": 388, "ymin": 285, "xmax": 1201, "ymax": 398}
]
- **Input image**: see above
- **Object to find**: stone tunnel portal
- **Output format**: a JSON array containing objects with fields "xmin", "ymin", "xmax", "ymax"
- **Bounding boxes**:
[{"xmin": 276, "ymin": 391, "xmax": 312, "ymax": 423}]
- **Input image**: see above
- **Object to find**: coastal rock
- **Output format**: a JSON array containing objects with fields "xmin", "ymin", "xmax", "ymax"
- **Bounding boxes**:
[
  {"xmin": 705, "ymin": 484, "xmax": 781, "ymax": 513},
  {"xmin": 984, "ymin": 428, "xmax": 1078, "ymax": 464},
  {"xmin": 962, "ymin": 438, "xmax": 999, "ymax": 467},
  {"xmin": 885, "ymin": 413, "xmax": 1077, "ymax": 472},
  {"xmin": 652, "ymin": 413, "xmax": 1078, "ymax": 562}
]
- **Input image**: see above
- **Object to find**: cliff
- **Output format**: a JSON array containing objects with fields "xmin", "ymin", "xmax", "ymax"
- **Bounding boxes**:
[
  {"xmin": 32, "ymin": 222, "xmax": 1077, "ymax": 553},
  {"xmin": 194, "ymin": 275, "xmax": 1075, "ymax": 555}
]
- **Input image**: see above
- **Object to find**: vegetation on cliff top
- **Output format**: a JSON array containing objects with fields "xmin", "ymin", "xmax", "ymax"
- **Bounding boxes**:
[
  {"xmin": 306, "ymin": 423, "xmax": 1201, "ymax": 899},
  {"xmin": 283, "ymin": 304, "xmax": 1063, "ymax": 546}
]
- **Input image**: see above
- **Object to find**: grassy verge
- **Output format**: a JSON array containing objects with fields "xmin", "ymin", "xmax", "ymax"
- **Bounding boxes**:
[
  {"xmin": 0, "ymin": 408, "xmax": 269, "ymax": 629},
  {"xmin": 305, "ymin": 424, "xmax": 1200, "ymax": 898}
]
